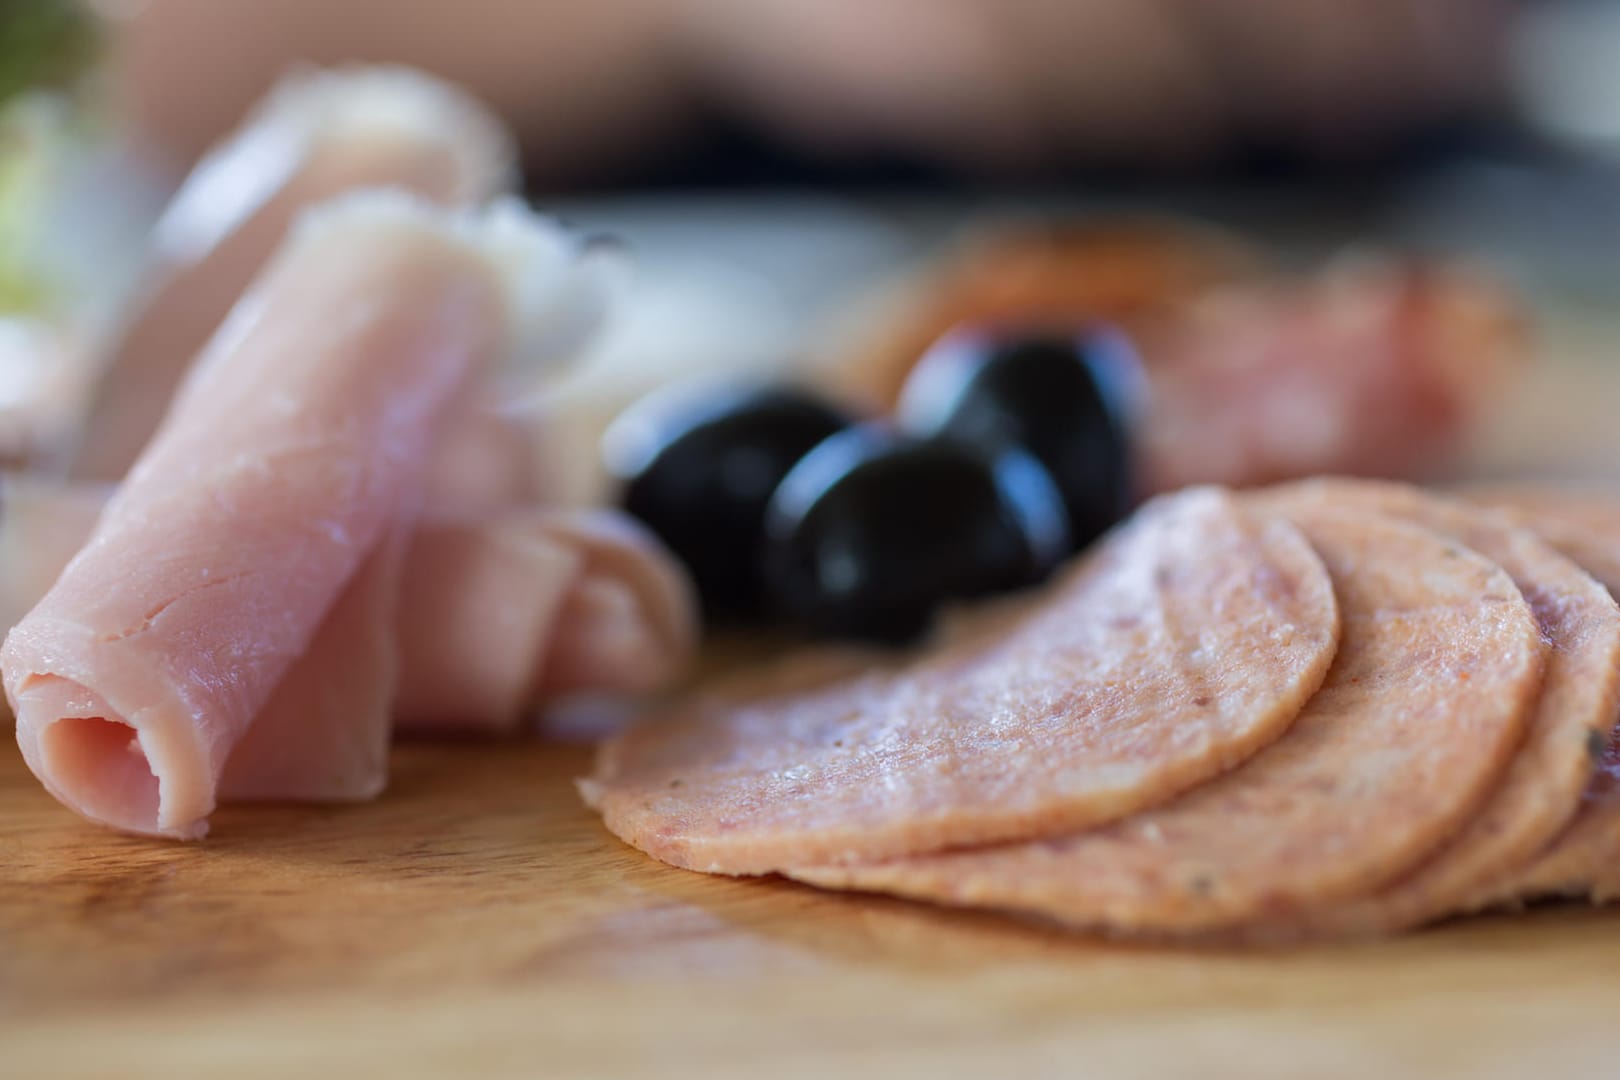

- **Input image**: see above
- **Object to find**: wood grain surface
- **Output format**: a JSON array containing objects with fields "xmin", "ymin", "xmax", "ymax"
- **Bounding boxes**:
[{"xmin": 3, "ymin": 736, "xmax": 1620, "ymax": 1080}]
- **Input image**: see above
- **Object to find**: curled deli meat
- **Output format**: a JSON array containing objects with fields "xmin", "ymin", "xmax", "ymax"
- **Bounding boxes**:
[
  {"xmin": 67, "ymin": 66, "xmax": 526, "ymax": 490},
  {"xmin": 4, "ymin": 193, "xmax": 607, "ymax": 838},
  {"xmin": 0, "ymin": 478, "xmax": 696, "ymax": 738},
  {"xmin": 394, "ymin": 508, "xmax": 698, "ymax": 733}
]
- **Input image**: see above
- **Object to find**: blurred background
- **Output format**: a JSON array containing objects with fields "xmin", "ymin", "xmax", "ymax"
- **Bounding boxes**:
[
  {"xmin": 8, "ymin": 0, "xmax": 1620, "ymax": 479},
  {"xmin": 90, "ymin": 0, "xmax": 1558, "ymax": 184}
]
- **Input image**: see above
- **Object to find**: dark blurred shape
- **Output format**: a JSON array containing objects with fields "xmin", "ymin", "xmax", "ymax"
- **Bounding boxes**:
[
  {"xmin": 109, "ymin": 0, "xmax": 1519, "ymax": 190},
  {"xmin": 763, "ymin": 425, "xmax": 1069, "ymax": 642},
  {"xmin": 897, "ymin": 327, "xmax": 1137, "ymax": 551},
  {"xmin": 605, "ymin": 382, "xmax": 853, "ymax": 620},
  {"xmin": 0, "ymin": 0, "xmax": 99, "ymax": 109}
]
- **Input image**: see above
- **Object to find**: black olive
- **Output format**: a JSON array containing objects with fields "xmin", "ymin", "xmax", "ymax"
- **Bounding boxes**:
[
  {"xmin": 897, "ymin": 326, "xmax": 1140, "ymax": 551},
  {"xmin": 603, "ymin": 382, "xmax": 853, "ymax": 620},
  {"xmin": 762, "ymin": 426, "xmax": 1070, "ymax": 643}
]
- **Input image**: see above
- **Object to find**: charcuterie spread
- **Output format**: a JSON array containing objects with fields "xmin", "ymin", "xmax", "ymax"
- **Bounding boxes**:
[{"xmin": 6, "ymin": 60, "xmax": 1620, "ymax": 946}]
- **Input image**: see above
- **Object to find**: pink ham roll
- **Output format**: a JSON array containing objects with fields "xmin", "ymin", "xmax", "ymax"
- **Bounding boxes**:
[
  {"xmin": 0, "ymin": 483, "xmax": 697, "ymax": 736},
  {"xmin": 218, "ymin": 532, "xmax": 406, "ymax": 802},
  {"xmin": 68, "ymin": 66, "xmax": 515, "ymax": 484},
  {"xmin": 394, "ymin": 508, "xmax": 698, "ymax": 734},
  {"xmin": 4, "ymin": 193, "xmax": 604, "ymax": 838},
  {"xmin": 529, "ymin": 510, "xmax": 698, "ymax": 698}
]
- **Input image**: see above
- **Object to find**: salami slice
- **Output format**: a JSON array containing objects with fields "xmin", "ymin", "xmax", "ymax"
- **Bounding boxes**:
[
  {"xmin": 791, "ymin": 508, "xmax": 1544, "ymax": 936},
  {"xmin": 583, "ymin": 487, "xmax": 1339, "ymax": 873},
  {"xmin": 1465, "ymin": 485, "xmax": 1620, "ymax": 597},
  {"xmin": 1499, "ymin": 743, "xmax": 1620, "ymax": 904},
  {"xmin": 1461, "ymin": 485, "xmax": 1620, "ymax": 906},
  {"xmin": 1239, "ymin": 480, "xmax": 1620, "ymax": 937}
]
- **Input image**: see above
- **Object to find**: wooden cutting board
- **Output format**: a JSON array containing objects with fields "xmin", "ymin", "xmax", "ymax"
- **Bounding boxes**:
[{"xmin": 3, "ymin": 737, "xmax": 1620, "ymax": 1080}]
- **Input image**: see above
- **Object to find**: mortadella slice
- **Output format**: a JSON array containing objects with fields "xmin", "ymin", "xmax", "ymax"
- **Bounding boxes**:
[
  {"xmin": 821, "ymin": 219, "xmax": 1259, "ymax": 410},
  {"xmin": 1135, "ymin": 261, "xmax": 1525, "ymax": 494},
  {"xmin": 4, "ymin": 193, "xmax": 603, "ymax": 838},
  {"xmin": 583, "ymin": 487, "xmax": 1340, "ymax": 873},
  {"xmin": 68, "ymin": 66, "xmax": 515, "ymax": 483}
]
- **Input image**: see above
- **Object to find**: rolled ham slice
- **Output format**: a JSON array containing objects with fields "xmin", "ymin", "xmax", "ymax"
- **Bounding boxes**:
[
  {"xmin": 4, "ymin": 193, "xmax": 603, "ymax": 839},
  {"xmin": 217, "ymin": 532, "xmax": 407, "ymax": 802},
  {"xmin": 0, "ymin": 483, "xmax": 697, "ymax": 734},
  {"xmin": 528, "ymin": 510, "xmax": 699, "ymax": 698},
  {"xmin": 422, "ymin": 390, "xmax": 543, "ymax": 515},
  {"xmin": 68, "ymin": 66, "xmax": 515, "ymax": 484},
  {"xmin": 394, "ymin": 509, "xmax": 697, "ymax": 734}
]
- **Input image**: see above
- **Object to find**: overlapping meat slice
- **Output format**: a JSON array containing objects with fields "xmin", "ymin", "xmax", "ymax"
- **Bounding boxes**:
[
  {"xmin": 68, "ymin": 66, "xmax": 514, "ymax": 484},
  {"xmin": 4, "ymin": 193, "xmax": 603, "ymax": 839},
  {"xmin": 791, "ymin": 508, "xmax": 1545, "ymax": 936},
  {"xmin": 1465, "ymin": 485, "xmax": 1620, "ymax": 596},
  {"xmin": 1235, "ymin": 480, "xmax": 1620, "ymax": 937},
  {"xmin": 1498, "ymin": 744, "xmax": 1620, "ymax": 904},
  {"xmin": 582, "ymin": 487, "xmax": 1340, "ymax": 873},
  {"xmin": 1457, "ymin": 485, "xmax": 1620, "ymax": 906},
  {"xmin": 528, "ymin": 510, "xmax": 699, "ymax": 698}
]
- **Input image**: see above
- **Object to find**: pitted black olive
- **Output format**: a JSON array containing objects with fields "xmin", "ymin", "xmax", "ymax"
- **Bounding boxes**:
[
  {"xmin": 898, "ymin": 326, "xmax": 1139, "ymax": 551},
  {"xmin": 605, "ymin": 383, "xmax": 852, "ymax": 620},
  {"xmin": 762, "ymin": 426, "xmax": 1069, "ymax": 643}
]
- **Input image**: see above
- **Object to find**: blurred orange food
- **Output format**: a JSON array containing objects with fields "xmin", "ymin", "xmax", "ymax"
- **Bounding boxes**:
[
  {"xmin": 826, "ymin": 221, "xmax": 1527, "ymax": 496},
  {"xmin": 824, "ymin": 219, "xmax": 1261, "ymax": 409},
  {"xmin": 1133, "ymin": 258, "xmax": 1526, "ymax": 492}
]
